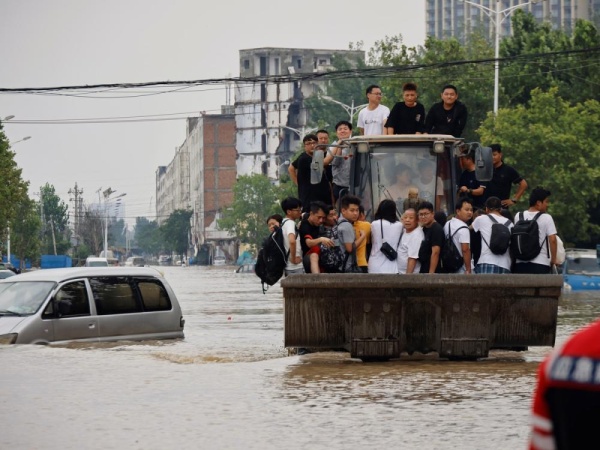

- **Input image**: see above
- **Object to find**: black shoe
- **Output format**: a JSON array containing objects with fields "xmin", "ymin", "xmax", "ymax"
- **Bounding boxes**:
[{"xmin": 297, "ymin": 348, "xmax": 308, "ymax": 355}]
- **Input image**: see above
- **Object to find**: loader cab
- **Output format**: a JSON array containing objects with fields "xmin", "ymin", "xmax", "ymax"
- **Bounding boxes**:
[{"xmin": 335, "ymin": 135, "xmax": 491, "ymax": 218}]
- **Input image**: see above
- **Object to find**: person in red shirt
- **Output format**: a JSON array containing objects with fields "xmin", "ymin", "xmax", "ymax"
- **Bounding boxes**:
[{"xmin": 530, "ymin": 319, "xmax": 600, "ymax": 450}]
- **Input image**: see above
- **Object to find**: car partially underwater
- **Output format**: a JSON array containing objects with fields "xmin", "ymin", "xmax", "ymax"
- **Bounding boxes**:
[{"xmin": 0, "ymin": 267, "xmax": 185, "ymax": 345}]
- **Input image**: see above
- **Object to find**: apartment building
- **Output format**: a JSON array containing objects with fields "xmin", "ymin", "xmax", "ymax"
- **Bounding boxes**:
[
  {"xmin": 155, "ymin": 112, "xmax": 236, "ymax": 261},
  {"xmin": 234, "ymin": 47, "xmax": 364, "ymax": 180},
  {"xmin": 426, "ymin": 0, "xmax": 600, "ymax": 42}
]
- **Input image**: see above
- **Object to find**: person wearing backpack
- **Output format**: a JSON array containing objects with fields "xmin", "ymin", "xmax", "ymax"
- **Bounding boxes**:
[
  {"xmin": 368, "ymin": 199, "xmax": 404, "ymax": 274},
  {"xmin": 471, "ymin": 196, "xmax": 514, "ymax": 274},
  {"xmin": 338, "ymin": 195, "xmax": 367, "ymax": 273},
  {"xmin": 442, "ymin": 197, "xmax": 473, "ymax": 274},
  {"xmin": 280, "ymin": 197, "xmax": 304, "ymax": 275},
  {"xmin": 513, "ymin": 187, "xmax": 558, "ymax": 274}
]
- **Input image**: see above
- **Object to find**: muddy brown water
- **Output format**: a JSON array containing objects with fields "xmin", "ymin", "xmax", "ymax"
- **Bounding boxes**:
[{"xmin": 1, "ymin": 266, "xmax": 599, "ymax": 449}]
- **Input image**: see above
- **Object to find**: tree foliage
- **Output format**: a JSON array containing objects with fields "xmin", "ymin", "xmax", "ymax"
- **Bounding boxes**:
[
  {"xmin": 160, "ymin": 209, "xmax": 192, "ymax": 257},
  {"xmin": 39, "ymin": 183, "xmax": 70, "ymax": 255},
  {"xmin": 10, "ymin": 197, "xmax": 41, "ymax": 268},
  {"xmin": 477, "ymin": 88, "xmax": 600, "ymax": 245},
  {"xmin": 219, "ymin": 174, "xmax": 293, "ymax": 252},
  {"xmin": 501, "ymin": 10, "xmax": 600, "ymax": 106},
  {"xmin": 135, "ymin": 217, "xmax": 161, "ymax": 256},
  {"xmin": 0, "ymin": 123, "xmax": 30, "ymax": 254},
  {"xmin": 77, "ymin": 206, "xmax": 103, "ymax": 256}
]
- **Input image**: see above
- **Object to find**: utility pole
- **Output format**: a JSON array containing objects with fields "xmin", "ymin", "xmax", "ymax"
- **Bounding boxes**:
[{"xmin": 68, "ymin": 183, "xmax": 84, "ymax": 236}]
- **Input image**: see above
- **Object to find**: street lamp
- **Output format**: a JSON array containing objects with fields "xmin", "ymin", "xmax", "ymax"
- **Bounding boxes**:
[
  {"xmin": 280, "ymin": 125, "xmax": 321, "ymax": 139},
  {"xmin": 102, "ymin": 189, "xmax": 126, "ymax": 257},
  {"xmin": 459, "ymin": 0, "xmax": 546, "ymax": 114},
  {"xmin": 3, "ymin": 115, "xmax": 15, "ymax": 121},
  {"xmin": 11, "ymin": 136, "xmax": 31, "ymax": 145},
  {"xmin": 318, "ymin": 94, "xmax": 368, "ymax": 122}
]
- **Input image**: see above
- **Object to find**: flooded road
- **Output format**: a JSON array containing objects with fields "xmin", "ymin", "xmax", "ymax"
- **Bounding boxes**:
[{"xmin": 1, "ymin": 266, "xmax": 599, "ymax": 449}]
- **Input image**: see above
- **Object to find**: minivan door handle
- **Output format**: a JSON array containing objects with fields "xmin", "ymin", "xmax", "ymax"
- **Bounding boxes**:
[{"xmin": 88, "ymin": 323, "xmax": 96, "ymax": 329}]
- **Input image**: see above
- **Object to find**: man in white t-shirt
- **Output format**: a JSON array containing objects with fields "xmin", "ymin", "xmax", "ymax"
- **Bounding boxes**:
[
  {"xmin": 472, "ymin": 196, "xmax": 513, "ymax": 274},
  {"xmin": 357, "ymin": 85, "xmax": 390, "ymax": 136},
  {"xmin": 397, "ymin": 208, "xmax": 424, "ymax": 274},
  {"xmin": 513, "ymin": 187, "xmax": 558, "ymax": 274},
  {"xmin": 280, "ymin": 197, "xmax": 304, "ymax": 275},
  {"xmin": 444, "ymin": 198, "xmax": 473, "ymax": 274}
]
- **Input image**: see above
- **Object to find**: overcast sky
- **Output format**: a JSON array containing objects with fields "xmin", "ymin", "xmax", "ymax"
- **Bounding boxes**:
[{"xmin": 0, "ymin": 0, "xmax": 426, "ymax": 225}]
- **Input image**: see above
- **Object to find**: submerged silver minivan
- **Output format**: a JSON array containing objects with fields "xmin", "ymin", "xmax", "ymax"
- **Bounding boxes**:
[{"xmin": 0, "ymin": 267, "xmax": 185, "ymax": 344}]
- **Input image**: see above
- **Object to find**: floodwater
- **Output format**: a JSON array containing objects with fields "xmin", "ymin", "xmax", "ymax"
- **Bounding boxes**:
[{"xmin": 1, "ymin": 266, "xmax": 600, "ymax": 450}]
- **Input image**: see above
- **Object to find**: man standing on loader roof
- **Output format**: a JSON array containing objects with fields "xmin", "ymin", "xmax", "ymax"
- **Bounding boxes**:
[{"xmin": 425, "ymin": 84, "xmax": 468, "ymax": 138}]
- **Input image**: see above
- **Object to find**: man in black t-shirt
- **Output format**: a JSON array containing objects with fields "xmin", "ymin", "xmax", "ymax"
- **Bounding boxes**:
[
  {"xmin": 298, "ymin": 201, "xmax": 333, "ymax": 273},
  {"xmin": 417, "ymin": 201, "xmax": 445, "ymax": 273},
  {"xmin": 289, "ymin": 134, "xmax": 332, "ymax": 213},
  {"xmin": 425, "ymin": 84, "xmax": 468, "ymax": 137},
  {"xmin": 485, "ymin": 144, "xmax": 528, "ymax": 209},
  {"xmin": 385, "ymin": 82, "xmax": 426, "ymax": 135}
]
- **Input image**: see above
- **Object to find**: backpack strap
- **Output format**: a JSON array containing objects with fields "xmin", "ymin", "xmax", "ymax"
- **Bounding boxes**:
[
  {"xmin": 532, "ymin": 212, "xmax": 549, "ymax": 258},
  {"xmin": 281, "ymin": 218, "xmax": 299, "ymax": 258}
]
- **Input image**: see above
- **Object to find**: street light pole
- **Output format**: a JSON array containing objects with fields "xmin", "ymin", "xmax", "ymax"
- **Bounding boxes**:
[
  {"xmin": 102, "ymin": 190, "xmax": 126, "ymax": 257},
  {"xmin": 280, "ymin": 125, "xmax": 321, "ymax": 139},
  {"xmin": 11, "ymin": 136, "xmax": 31, "ymax": 145},
  {"xmin": 459, "ymin": 0, "xmax": 545, "ymax": 114},
  {"xmin": 319, "ymin": 95, "xmax": 368, "ymax": 123}
]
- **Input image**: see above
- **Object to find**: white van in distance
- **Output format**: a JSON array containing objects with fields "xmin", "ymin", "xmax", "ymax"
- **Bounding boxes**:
[{"xmin": 0, "ymin": 267, "xmax": 185, "ymax": 344}]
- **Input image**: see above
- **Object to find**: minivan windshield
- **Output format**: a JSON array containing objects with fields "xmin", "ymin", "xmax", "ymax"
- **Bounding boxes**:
[{"xmin": 0, "ymin": 281, "xmax": 56, "ymax": 315}]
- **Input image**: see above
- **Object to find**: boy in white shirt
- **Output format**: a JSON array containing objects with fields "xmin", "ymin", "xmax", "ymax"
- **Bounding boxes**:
[
  {"xmin": 443, "ymin": 198, "xmax": 473, "ymax": 274},
  {"xmin": 280, "ymin": 197, "xmax": 304, "ymax": 275}
]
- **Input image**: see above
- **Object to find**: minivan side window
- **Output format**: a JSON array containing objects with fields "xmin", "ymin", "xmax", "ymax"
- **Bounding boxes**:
[
  {"xmin": 137, "ymin": 280, "xmax": 172, "ymax": 311},
  {"xmin": 54, "ymin": 280, "xmax": 90, "ymax": 317},
  {"xmin": 90, "ymin": 277, "xmax": 142, "ymax": 315}
]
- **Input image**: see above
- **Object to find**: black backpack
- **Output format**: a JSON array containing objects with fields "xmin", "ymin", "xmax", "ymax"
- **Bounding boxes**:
[
  {"xmin": 510, "ymin": 212, "xmax": 547, "ymax": 261},
  {"xmin": 255, "ymin": 219, "xmax": 295, "ymax": 293},
  {"xmin": 319, "ymin": 218, "xmax": 348, "ymax": 273},
  {"xmin": 482, "ymin": 214, "xmax": 512, "ymax": 255},
  {"xmin": 440, "ymin": 222, "xmax": 468, "ymax": 273}
]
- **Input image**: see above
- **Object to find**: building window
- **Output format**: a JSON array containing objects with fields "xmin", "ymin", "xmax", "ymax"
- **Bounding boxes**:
[
  {"xmin": 274, "ymin": 57, "xmax": 280, "ymax": 75},
  {"xmin": 296, "ymin": 58, "xmax": 302, "ymax": 69},
  {"xmin": 243, "ymin": 59, "xmax": 250, "ymax": 70}
]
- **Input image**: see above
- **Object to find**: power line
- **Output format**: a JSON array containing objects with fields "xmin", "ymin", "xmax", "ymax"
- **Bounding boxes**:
[{"xmin": 1, "ymin": 47, "xmax": 598, "ymax": 94}]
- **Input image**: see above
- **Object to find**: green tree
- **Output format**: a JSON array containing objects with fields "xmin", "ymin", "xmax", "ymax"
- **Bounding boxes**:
[
  {"xmin": 0, "ymin": 122, "xmax": 30, "ymax": 257},
  {"xmin": 39, "ymin": 183, "xmax": 70, "ymax": 255},
  {"xmin": 135, "ymin": 217, "xmax": 161, "ymax": 256},
  {"xmin": 477, "ymin": 88, "xmax": 600, "ymax": 245},
  {"xmin": 218, "ymin": 174, "xmax": 283, "ymax": 251},
  {"xmin": 10, "ymin": 197, "xmax": 41, "ymax": 269},
  {"xmin": 501, "ymin": 10, "xmax": 600, "ymax": 105},
  {"xmin": 160, "ymin": 209, "xmax": 192, "ymax": 258}
]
